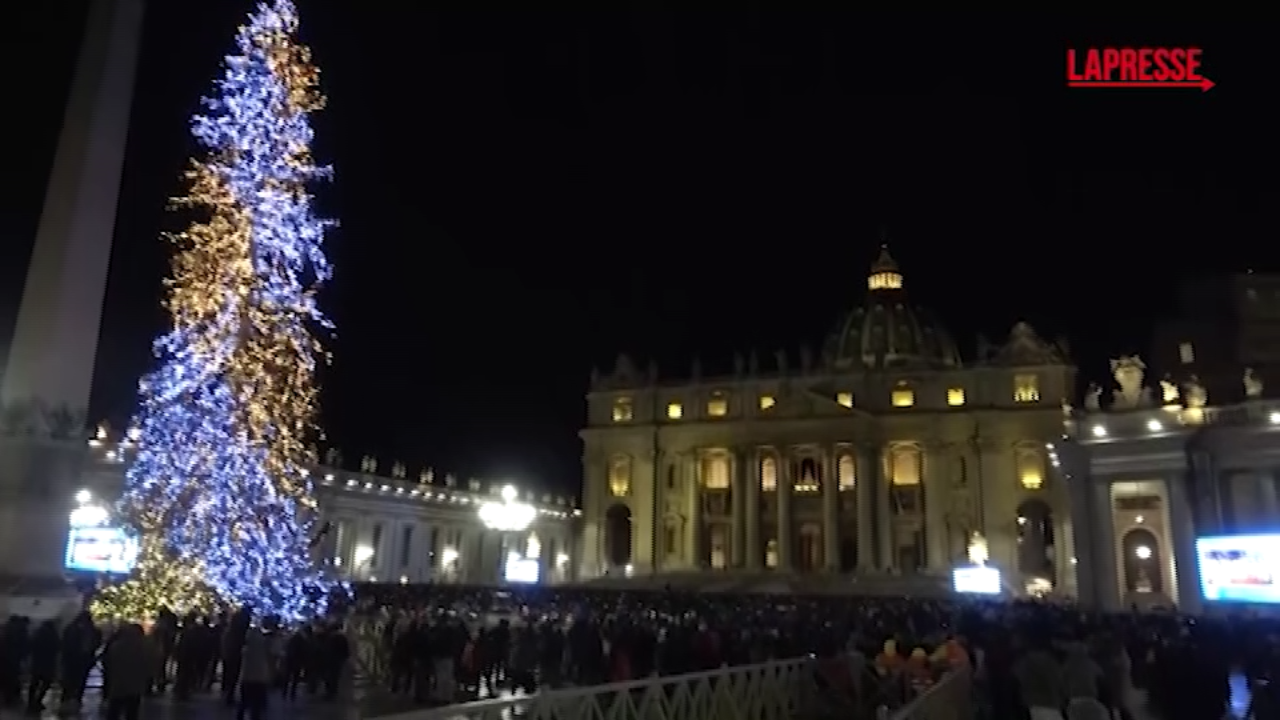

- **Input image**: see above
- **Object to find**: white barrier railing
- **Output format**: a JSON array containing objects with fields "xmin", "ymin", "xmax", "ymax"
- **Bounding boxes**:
[
  {"xmin": 370, "ymin": 656, "xmax": 813, "ymax": 720},
  {"xmin": 886, "ymin": 666, "xmax": 973, "ymax": 720}
]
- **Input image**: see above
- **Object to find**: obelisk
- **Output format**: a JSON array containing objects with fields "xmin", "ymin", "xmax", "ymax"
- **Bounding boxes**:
[{"xmin": 0, "ymin": 0, "xmax": 145, "ymax": 586}]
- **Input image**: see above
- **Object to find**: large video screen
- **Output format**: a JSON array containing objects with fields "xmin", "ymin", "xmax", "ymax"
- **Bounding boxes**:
[
  {"xmin": 953, "ymin": 565, "xmax": 1001, "ymax": 594},
  {"xmin": 65, "ymin": 527, "xmax": 138, "ymax": 575},
  {"xmin": 504, "ymin": 557, "xmax": 540, "ymax": 584},
  {"xmin": 1197, "ymin": 534, "xmax": 1280, "ymax": 603}
]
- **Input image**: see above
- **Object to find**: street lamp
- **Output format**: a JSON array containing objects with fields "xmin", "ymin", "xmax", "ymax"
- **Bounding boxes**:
[
  {"xmin": 478, "ymin": 485, "xmax": 535, "ymax": 532},
  {"xmin": 479, "ymin": 485, "xmax": 536, "ymax": 583},
  {"xmin": 70, "ymin": 490, "xmax": 108, "ymax": 528}
]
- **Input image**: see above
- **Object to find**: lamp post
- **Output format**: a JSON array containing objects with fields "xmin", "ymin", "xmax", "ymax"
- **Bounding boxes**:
[{"xmin": 478, "ymin": 485, "xmax": 535, "ymax": 583}]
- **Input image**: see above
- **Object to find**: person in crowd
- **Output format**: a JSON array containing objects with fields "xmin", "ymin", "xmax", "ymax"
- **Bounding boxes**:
[
  {"xmin": 103, "ymin": 623, "xmax": 151, "ymax": 720},
  {"xmin": 236, "ymin": 626, "xmax": 273, "ymax": 720},
  {"xmin": 25, "ymin": 619, "xmax": 59, "ymax": 715}
]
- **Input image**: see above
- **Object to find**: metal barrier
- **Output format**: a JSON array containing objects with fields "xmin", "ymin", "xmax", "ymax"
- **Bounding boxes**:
[
  {"xmin": 370, "ymin": 655, "xmax": 815, "ymax": 720},
  {"xmin": 885, "ymin": 666, "xmax": 973, "ymax": 720}
]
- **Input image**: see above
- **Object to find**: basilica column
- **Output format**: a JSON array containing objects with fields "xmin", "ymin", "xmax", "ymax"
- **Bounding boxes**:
[
  {"xmin": 687, "ymin": 452, "xmax": 704, "ymax": 567},
  {"xmin": 731, "ymin": 449, "xmax": 746, "ymax": 567},
  {"xmin": 855, "ymin": 443, "xmax": 876, "ymax": 571},
  {"xmin": 876, "ymin": 447, "xmax": 894, "ymax": 571},
  {"xmin": 923, "ymin": 443, "xmax": 947, "ymax": 572},
  {"xmin": 821, "ymin": 446, "xmax": 839, "ymax": 571},
  {"xmin": 776, "ymin": 451, "xmax": 793, "ymax": 571},
  {"xmin": 745, "ymin": 448, "xmax": 761, "ymax": 569}
]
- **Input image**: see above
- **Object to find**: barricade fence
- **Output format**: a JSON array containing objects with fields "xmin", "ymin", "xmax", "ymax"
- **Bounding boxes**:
[{"xmin": 369, "ymin": 654, "xmax": 975, "ymax": 720}]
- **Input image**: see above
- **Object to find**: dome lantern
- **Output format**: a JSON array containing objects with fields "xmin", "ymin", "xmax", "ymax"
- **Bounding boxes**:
[{"xmin": 867, "ymin": 245, "xmax": 903, "ymax": 292}]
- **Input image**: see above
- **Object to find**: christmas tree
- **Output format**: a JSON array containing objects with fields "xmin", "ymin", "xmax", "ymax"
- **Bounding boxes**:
[{"xmin": 101, "ymin": 0, "xmax": 335, "ymax": 620}]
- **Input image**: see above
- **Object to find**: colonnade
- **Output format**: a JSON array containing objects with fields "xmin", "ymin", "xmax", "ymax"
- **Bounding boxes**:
[{"xmin": 324, "ymin": 512, "xmax": 575, "ymax": 585}]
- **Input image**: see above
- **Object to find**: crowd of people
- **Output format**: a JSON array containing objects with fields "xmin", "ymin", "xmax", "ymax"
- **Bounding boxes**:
[
  {"xmin": 0, "ymin": 607, "xmax": 352, "ymax": 720},
  {"xmin": 0, "ymin": 581, "xmax": 1278, "ymax": 720}
]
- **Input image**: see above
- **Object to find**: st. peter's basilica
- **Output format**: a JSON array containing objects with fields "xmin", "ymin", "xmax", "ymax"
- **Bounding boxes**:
[{"xmin": 579, "ymin": 248, "xmax": 1075, "ymax": 594}]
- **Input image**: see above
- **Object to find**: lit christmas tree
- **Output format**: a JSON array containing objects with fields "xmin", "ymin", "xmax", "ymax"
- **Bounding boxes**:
[{"xmin": 105, "ymin": 0, "xmax": 335, "ymax": 620}]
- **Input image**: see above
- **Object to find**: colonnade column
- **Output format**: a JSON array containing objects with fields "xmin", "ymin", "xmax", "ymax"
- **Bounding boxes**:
[
  {"xmin": 1165, "ymin": 471, "xmax": 1200, "ymax": 612},
  {"xmin": 876, "ymin": 446, "xmax": 894, "ymax": 571},
  {"xmin": 776, "ymin": 450, "xmax": 793, "ymax": 571},
  {"xmin": 731, "ymin": 449, "xmax": 746, "ymax": 568},
  {"xmin": 821, "ymin": 447, "xmax": 839, "ymax": 571},
  {"xmin": 1260, "ymin": 471, "xmax": 1280, "ymax": 522},
  {"xmin": 745, "ymin": 447, "xmax": 761, "ymax": 569},
  {"xmin": 855, "ymin": 444, "xmax": 876, "ymax": 571},
  {"xmin": 923, "ymin": 443, "xmax": 947, "ymax": 571}
]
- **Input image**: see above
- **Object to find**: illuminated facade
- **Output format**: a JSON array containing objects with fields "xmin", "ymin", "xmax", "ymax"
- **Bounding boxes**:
[
  {"xmin": 580, "ymin": 248, "xmax": 1077, "ymax": 591},
  {"xmin": 1060, "ymin": 359, "xmax": 1280, "ymax": 612},
  {"xmin": 79, "ymin": 435, "xmax": 580, "ymax": 586}
]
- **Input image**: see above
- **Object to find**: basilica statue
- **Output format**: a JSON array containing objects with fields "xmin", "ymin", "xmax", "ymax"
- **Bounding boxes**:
[
  {"xmin": 967, "ymin": 531, "xmax": 989, "ymax": 565},
  {"xmin": 1245, "ymin": 367, "xmax": 1264, "ymax": 399}
]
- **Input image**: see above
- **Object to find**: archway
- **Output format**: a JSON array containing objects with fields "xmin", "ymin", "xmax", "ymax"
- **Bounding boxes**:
[
  {"xmin": 798, "ymin": 524, "xmax": 821, "ymax": 571},
  {"xmin": 604, "ymin": 504, "xmax": 633, "ymax": 569},
  {"xmin": 1121, "ymin": 528, "xmax": 1163, "ymax": 594},
  {"xmin": 1016, "ymin": 499, "xmax": 1055, "ymax": 580}
]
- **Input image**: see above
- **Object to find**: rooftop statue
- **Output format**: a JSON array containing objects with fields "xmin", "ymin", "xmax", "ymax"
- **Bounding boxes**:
[{"xmin": 1110, "ymin": 355, "xmax": 1152, "ymax": 410}]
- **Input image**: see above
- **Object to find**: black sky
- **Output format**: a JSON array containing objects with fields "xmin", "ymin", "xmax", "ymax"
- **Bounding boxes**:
[{"xmin": 2, "ymin": 5, "xmax": 1277, "ymax": 498}]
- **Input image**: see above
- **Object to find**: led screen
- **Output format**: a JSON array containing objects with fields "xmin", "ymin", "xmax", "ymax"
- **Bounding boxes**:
[
  {"xmin": 504, "ymin": 558, "xmax": 540, "ymax": 584},
  {"xmin": 953, "ymin": 565, "xmax": 1001, "ymax": 594},
  {"xmin": 65, "ymin": 527, "xmax": 138, "ymax": 575},
  {"xmin": 1197, "ymin": 534, "xmax": 1280, "ymax": 603}
]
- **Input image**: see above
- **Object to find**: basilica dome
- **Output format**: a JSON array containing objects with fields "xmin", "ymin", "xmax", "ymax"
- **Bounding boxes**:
[{"xmin": 823, "ymin": 247, "xmax": 963, "ymax": 371}]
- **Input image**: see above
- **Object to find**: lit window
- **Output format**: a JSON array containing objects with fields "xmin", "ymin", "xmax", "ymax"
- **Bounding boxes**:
[
  {"xmin": 765, "ymin": 539, "xmax": 778, "ymax": 568},
  {"xmin": 759, "ymin": 395, "xmax": 776, "ymax": 410},
  {"xmin": 703, "ymin": 455, "xmax": 730, "ymax": 489},
  {"xmin": 1017, "ymin": 449, "xmax": 1043, "ymax": 490},
  {"xmin": 836, "ymin": 392, "xmax": 854, "ymax": 408},
  {"xmin": 868, "ymin": 271, "xmax": 903, "ymax": 291},
  {"xmin": 947, "ymin": 388, "xmax": 965, "ymax": 406},
  {"xmin": 891, "ymin": 385, "xmax": 915, "ymax": 408},
  {"xmin": 837, "ymin": 454, "xmax": 856, "ymax": 491},
  {"xmin": 1178, "ymin": 342, "xmax": 1195, "ymax": 364},
  {"xmin": 612, "ymin": 397, "xmax": 633, "ymax": 422},
  {"xmin": 707, "ymin": 394, "xmax": 728, "ymax": 417},
  {"xmin": 760, "ymin": 456, "xmax": 778, "ymax": 491},
  {"xmin": 1013, "ymin": 374, "xmax": 1040, "ymax": 403},
  {"xmin": 609, "ymin": 456, "xmax": 631, "ymax": 497},
  {"xmin": 666, "ymin": 402, "xmax": 683, "ymax": 419},
  {"xmin": 889, "ymin": 446, "xmax": 920, "ymax": 486}
]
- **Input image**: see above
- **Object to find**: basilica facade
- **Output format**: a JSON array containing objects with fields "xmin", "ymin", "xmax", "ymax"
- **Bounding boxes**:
[{"xmin": 580, "ymin": 249, "xmax": 1077, "ymax": 589}]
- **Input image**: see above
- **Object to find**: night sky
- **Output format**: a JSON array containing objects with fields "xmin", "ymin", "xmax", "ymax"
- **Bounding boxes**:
[{"xmin": 2, "ymin": 5, "xmax": 1275, "ymax": 498}]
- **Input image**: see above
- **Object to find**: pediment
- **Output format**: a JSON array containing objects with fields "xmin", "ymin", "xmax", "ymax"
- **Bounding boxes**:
[{"xmin": 989, "ymin": 322, "xmax": 1065, "ymax": 366}]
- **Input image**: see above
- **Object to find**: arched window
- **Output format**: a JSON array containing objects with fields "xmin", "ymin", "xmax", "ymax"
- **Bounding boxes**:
[
  {"xmin": 608, "ymin": 456, "xmax": 631, "ymax": 497},
  {"xmin": 794, "ymin": 458, "xmax": 819, "ymax": 492},
  {"xmin": 761, "ymin": 456, "xmax": 778, "ymax": 491},
  {"xmin": 1016, "ymin": 445, "xmax": 1044, "ymax": 490},
  {"xmin": 703, "ymin": 454, "xmax": 730, "ymax": 489},
  {"xmin": 838, "ymin": 454, "xmax": 856, "ymax": 491}
]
